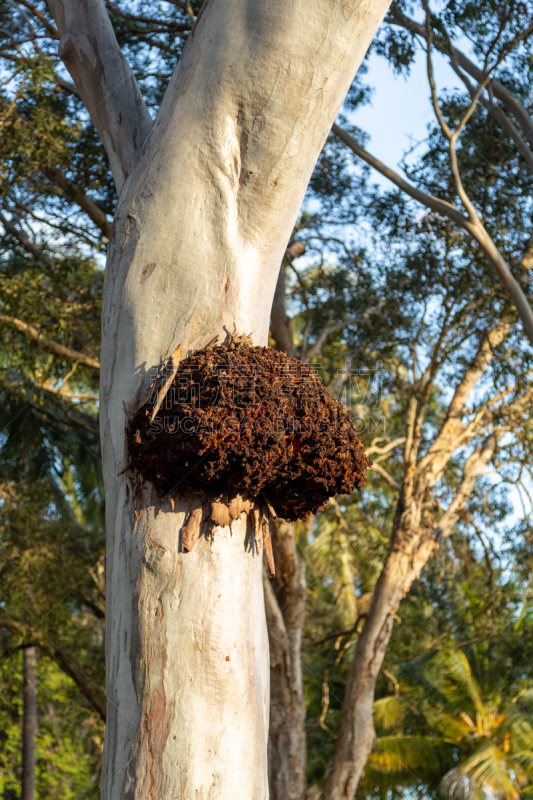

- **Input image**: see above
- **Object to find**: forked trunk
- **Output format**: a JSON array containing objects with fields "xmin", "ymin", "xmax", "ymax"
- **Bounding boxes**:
[{"xmin": 97, "ymin": 1, "xmax": 392, "ymax": 797}]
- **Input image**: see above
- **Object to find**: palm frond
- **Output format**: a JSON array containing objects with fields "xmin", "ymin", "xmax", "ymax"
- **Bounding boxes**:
[
  {"xmin": 369, "ymin": 735, "xmax": 450, "ymax": 776},
  {"xmin": 373, "ymin": 695, "xmax": 406, "ymax": 731},
  {"xmin": 441, "ymin": 740, "xmax": 527, "ymax": 800},
  {"xmin": 425, "ymin": 650, "xmax": 486, "ymax": 722}
]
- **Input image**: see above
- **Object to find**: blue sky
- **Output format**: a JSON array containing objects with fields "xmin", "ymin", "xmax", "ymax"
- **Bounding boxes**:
[{"xmin": 350, "ymin": 35, "xmax": 465, "ymax": 183}]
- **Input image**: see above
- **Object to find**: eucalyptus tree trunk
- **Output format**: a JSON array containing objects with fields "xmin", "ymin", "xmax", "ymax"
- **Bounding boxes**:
[
  {"xmin": 271, "ymin": 265, "xmax": 296, "ymax": 358},
  {"xmin": 22, "ymin": 646, "xmax": 37, "ymax": 800},
  {"xmin": 47, "ymin": 0, "xmax": 392, "ymax": 797}
]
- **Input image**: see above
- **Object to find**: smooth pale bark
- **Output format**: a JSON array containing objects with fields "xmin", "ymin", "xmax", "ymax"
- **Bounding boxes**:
[
  {"xmin": 22, "ymin": 646, "xmax": 37, "ymax": 800},
  {"xmin": 47, "ymin": 0, "xmax": 152, "ymax": 193},
  {"xmin": 265, "ymin": 521, "xmax": 307, "ymax": 800},
  {"xmin": 104, "ymin": 490, "xmax": 269, "ymax": 799},
  {"xmin": 46, "ymin": 0, "xmax": 394, "ymax": 797}
]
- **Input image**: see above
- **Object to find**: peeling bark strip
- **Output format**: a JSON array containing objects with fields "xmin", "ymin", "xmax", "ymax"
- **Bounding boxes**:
[
  {"xmin": 57, "ymin": 0, "xmax": 396, "ymax": 795},
  {"xmin": 181, "ymin": 505, "xmax": 203, "ymax": 551},
  {"xmin": 210, "ymin": 499, "xmax": 230, "ymax": 528},
  {"xmin": 150, "ymin": 344, "xmax": 181, "ymax": 422},
  {"xmin": 172, "ymin": 491, "xmax": 269, "ymax": 556}
]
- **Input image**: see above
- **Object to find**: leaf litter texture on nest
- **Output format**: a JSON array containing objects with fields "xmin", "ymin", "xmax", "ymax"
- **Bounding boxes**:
[{"xmin": 126, "ymin": 340, "xmax": 372, "ymax": 521}]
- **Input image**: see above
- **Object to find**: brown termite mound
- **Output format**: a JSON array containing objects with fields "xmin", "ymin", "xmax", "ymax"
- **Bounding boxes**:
[{"xmin": 126, "ymin": 334, "xmax": 371, "ymax": 570}]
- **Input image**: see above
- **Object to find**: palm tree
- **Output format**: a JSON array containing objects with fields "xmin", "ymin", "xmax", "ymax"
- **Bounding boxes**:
[{"xmin": 361, "ymin": 649, "xmax": 533, "ymax": 799}]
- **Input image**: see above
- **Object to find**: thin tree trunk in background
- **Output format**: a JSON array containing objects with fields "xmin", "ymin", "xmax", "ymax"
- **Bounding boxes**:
[
  {"xmin": 267, "ymin": 520, "xmax": 307, "ymax": 800},
  {"xmin": 269, "ymin": 270, "xmax": 307, "ymax": 798},
  {"xmin": 271, "ymin": 265, "xmax": 296, "ymax": 358},
  {"xmin": 320, "ymin": 522, "xmax": 437, "ymax": 800},
  {"xmin": 22, "ymin": 646, "xmax": 36, "ymax": 800},
  {"xmin": 0, "ymin": 616, "xmax": 106, "ymax": 722}
]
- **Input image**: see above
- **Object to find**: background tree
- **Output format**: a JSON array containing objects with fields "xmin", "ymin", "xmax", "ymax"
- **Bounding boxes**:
[{"xmin": 21, "ymin": 645, "xmax": 36, "ymax": 800}]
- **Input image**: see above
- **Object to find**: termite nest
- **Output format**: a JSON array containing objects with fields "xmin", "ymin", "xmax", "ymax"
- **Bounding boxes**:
[{"xmin": 126, "ymin": 334, "xmax": 372, "ymax": 522}]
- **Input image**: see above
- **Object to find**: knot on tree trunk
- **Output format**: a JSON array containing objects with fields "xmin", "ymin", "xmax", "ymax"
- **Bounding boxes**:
[{"xmin": 125, "ymin": 336, "xmax": 371, "ymax": 521}]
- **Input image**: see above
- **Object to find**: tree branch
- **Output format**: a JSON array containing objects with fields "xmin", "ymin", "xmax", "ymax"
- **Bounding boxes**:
[
  {"xmin": 370, "ymin": 462, "xmax": 400, "ymax": 490},
  {"xmin": 0, "ymin": 209, "xmax": 55, "ymax": 267},
  {"xmin": 423, "ymin": 4, "xmax": 452, "ymax": 141},
  {"xmin": 432, "ymin": 432, "xmax": 500, "ymax": 541},
  {"xmin": 289, "ymin": 262, "xmax": 313, "ymax": 359},
  {"xmin": 366, "ymin": 437, "xmax": 406, "ymax": 457},
  {"xmin": 271, "ymin": 265, "xmax": 295, "ymax": 356},
  {"xmin": 40, "ymin": 165, "xmax": 112, "ymax": 238},
  {"xmin": 26, "ymin": 397, "xmax": 100, "ymax": 435},
  {"xmin": 31, "ymin": 379, "xmax": 99, "ymax": 401},
  {"xmin": 105, "ymin": 1, "xmax": 191, "ymax": 31},
  {"xmin": 302, "ymin": 301, "xmax": 383, "ymax": 362},
  {"xmin": 0, "ymin": 313, "xmax": 100, "ymax": 371},
  {"xmin": 423, "ymin": 3, "xmax": 489, "ymax": 223},
  {"xmin": 17, "ymin": 0, "xmax": 59, "ymax": 38},
  {"xmin": 263, "ymin": 570, "xmax": 291, "ymax": 676},
  {"xmin": 53, "ymin": 73, "xmax": 79, "ymax": 96},
  {"xmin": 267, "ymin": 240, "xmax": 306, "ymax": 359},
  {"xmin": 332, "ymin": 124, "xmax": 533, "ymax": 346},
  {"xmin": 332, "ymin": 124, "xmax": 469, "ymax": 225},
  {"xmin": 387, "ymin": 10, "xmax": 533, "ymax": 152},
  {"xmin": 448, "ymin": 59, "xmax": 533, "ymax": 175},
  {"xmin": 420, "ymin": 322, "xmax": 509, "ymax": 482},
  {"xmin": 46, "ymin": 0, "xmax": 153, "ymax": 193}
]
